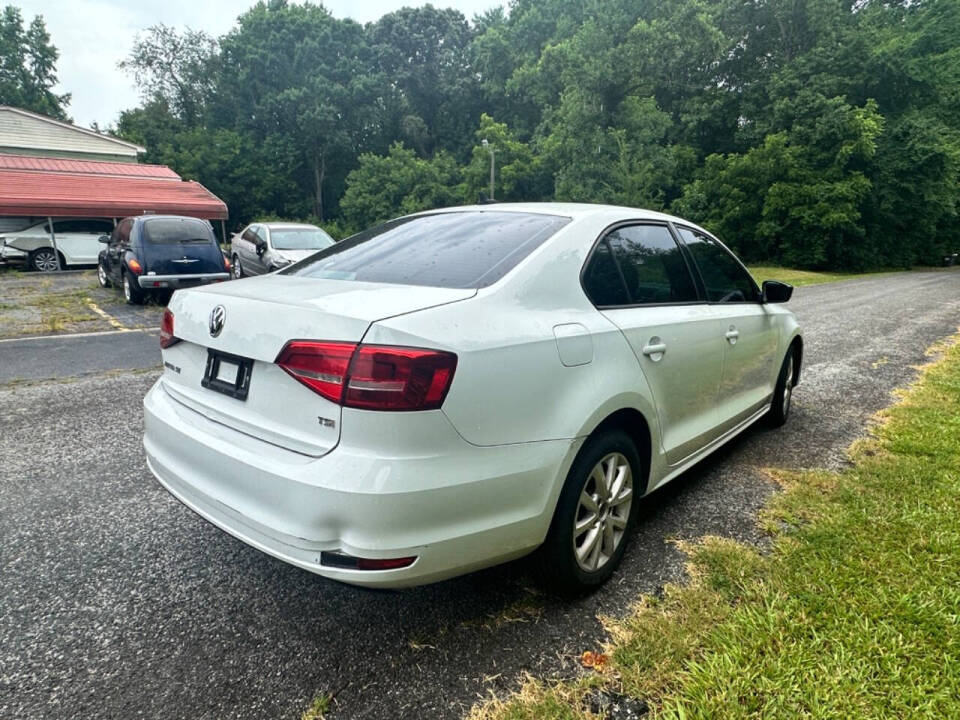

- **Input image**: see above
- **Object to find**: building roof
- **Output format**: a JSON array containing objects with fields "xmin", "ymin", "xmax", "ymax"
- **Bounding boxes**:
[
  {"xmin": 0, "ymin": 106, "xmax": 145, "ymax": 158},
  {"xmin": 0, "ymin": 168, "xmax": 228, "ymax": 220},
  {"xmin": 0, "ymin": 153, "xmax": 180, "ymax": 179}
]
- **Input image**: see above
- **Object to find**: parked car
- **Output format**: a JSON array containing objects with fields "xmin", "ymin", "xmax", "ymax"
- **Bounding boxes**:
[
  {"xmin": 1, "ymin": 218, "xmax": 115, "ymax": 271},
  {"xmin": 143, "ymin": 204, "xmax": 801, "ymax": 592},
  {"xmin": 231, "ymin": 222, "xmax": 335, "ymax": 278},
  {"xmin": 98, "ymin": 215, "xmax": 231, "ymax": 304}
]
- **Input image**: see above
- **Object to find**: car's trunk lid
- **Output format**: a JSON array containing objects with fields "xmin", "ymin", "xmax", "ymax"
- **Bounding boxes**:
[{"xmin": 160, "ymin": 276, "xmax": 476, "ymax": 456}]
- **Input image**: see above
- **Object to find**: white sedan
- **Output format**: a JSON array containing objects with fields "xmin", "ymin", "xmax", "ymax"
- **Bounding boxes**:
[{"xmin": 143, "ymin": 204, "xmax": 801, "ymax": 592}]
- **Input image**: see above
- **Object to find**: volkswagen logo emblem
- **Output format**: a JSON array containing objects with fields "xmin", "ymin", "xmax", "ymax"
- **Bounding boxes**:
[{"xmin": 208, "ymin": 305, "xmax": 226, "ymax": 337}]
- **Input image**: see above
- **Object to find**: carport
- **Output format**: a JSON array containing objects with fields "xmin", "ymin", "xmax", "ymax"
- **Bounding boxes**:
[{"xmin": 0, "ymin": 154, "xmax": 228, "ymax": 270}]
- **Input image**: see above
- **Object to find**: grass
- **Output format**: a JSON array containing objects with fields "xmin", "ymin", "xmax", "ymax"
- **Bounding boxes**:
[
  {"xmin": 301, "ymin": 693, "xmax": 333, "ymax": 720},
  {"xmin": 470, "ymin": 333, "xmax": 960, "ymax": 720},
  {"xmin": 746, "ymin": 266, "xmax": 896, "ymax": 287}
]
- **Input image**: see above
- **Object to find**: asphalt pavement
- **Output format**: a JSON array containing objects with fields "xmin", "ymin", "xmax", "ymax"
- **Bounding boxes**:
[{"xmin": 2, "ymin": 269, "xmax": 959, "ymax": 719}]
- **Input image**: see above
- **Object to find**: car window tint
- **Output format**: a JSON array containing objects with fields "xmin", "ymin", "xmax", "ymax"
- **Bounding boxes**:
[
  {"xmin": 677, "ymin": 227, "xmax": 758, "ymax": 303},
  {"xmin": 605, "ymin": 224, "xmax": 698, "ymax": 304},
  {"xmin": 285, "ymin": 211, "xmax": 571, "ymax": 289},
  {"xmin": 582, "ymin": 239, "xmax": 631, "ymax": 306},
  {"xmin": 142, "ymin": 218, "xmax": 215, "ymax": 245}
]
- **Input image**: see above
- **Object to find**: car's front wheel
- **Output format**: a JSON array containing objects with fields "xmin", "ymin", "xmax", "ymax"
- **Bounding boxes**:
[
  {"xmin": 539, "ymin": 428, "xmax": 641, "ymax": 594},
  {"xmin": 122, "ymin": 271, "xmax": 145, "ymax": 305},
  {"xmin": 232, "ymin": 254, "xmax": 243, "ymax": 279},
  {"xmin": 30, "ymin": 248, "xmax": 59, "ymax": 272},
  {"xmin": 97, "ymin": 262, "xmax": 110, "ymax": 288},
  {"xmin": 766, "ymin": 350, "xmax": 796, "ymax": 428}
]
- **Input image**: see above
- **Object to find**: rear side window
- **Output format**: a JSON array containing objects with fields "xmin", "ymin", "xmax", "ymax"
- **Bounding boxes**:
[
  {"xmin": 583, "ymin": 224, "xmax": 698, "ymax": 306},
  {"xmin": 605, "ymin": 225, "xmax": 698, "ymax": 304},
  {"xmin": 142, "ymin": 218, "xmax": 216, "ymax": 245},
  {"xmin": 676, "ymin": 227, "xmax": 759, "ymax": 303},
  {"xmin": 284, "ymin": 212, "xmax": 570, "ymax": 289}
]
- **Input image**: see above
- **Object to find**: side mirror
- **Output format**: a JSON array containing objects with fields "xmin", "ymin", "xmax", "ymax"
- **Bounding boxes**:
[
  {"xmin": 762, "ymin": 280, "xmax": 793, "ymax": 304},
  {"xmin": 98, "ymin": 235, "xmax": 110, "ymax": 244}
]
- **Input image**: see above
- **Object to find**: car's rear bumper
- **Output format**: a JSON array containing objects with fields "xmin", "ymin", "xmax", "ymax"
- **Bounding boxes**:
[
  {"xmin": 143, "ymin": 377, "xmax": 577, "ymax": 587},
  {"xmin": 138, "ymin": 272, "xmax": 230, "ymax": 289}
]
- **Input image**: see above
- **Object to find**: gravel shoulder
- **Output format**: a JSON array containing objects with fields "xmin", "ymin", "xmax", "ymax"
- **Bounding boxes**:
[{"xmin": 1, "ymin": 269, "xmax": 958, "ymax": 720}]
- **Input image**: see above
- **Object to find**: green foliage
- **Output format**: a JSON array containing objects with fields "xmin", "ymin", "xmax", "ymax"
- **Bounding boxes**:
[
  {"xmin": 0, "ymin": 5, "xmax": 69, "ymax": 119},
  {"xmin": 98, "ymin": 0, "xmax": 960, "ymax": 269}
]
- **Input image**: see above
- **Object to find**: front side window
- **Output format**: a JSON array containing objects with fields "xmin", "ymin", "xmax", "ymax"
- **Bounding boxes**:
[
  {"xmin": 676, "ymin": 226, "xmax": 759, "ymax": 303},
  {"xmin": 285, "ymin": 211, "xmax": 570, "ymax": 289},
  {"xmin": 270, "ymin": 227, "xmax": 334, "ymax": 251}
]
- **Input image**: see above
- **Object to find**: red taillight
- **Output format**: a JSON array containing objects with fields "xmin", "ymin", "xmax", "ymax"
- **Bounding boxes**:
[
  {"xmin": 127, "ymin": 257, "xmax": 143, "ymax": 275},
  {"xmin": 274, "ymin": 341, "xmax": 457, "ymax": 411},
  {"xmin": 345, "ymin": 345, "xmax": 457, "ymax": 411},
  {"xmin": 159, "ymin": 308, "xmax": 179, "ymax": 349},
  {"xmin": 275, "ymin": 341, "xmax": 356, "ymax": 404},
  {"xmin": 223, "ymin": 255, "xmax": 231, "ymax": 271}
]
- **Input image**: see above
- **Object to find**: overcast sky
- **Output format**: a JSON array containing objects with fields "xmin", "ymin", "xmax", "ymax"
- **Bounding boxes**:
[{"xmin": 15, "ymin": 0, "xmax": 502, "ymax": 129}]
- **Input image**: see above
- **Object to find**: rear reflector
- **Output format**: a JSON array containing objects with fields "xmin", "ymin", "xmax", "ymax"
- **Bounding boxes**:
[
  {"xmin": 159, "ymin": 308, "xmax": 179, "ymax": 349},
  {"xmin": 320, "ymin": 552, "xmax": 417, "ymax": 571},
  {"xmin": 126, "ymin": 257, "xmax": 143, "ymax": 275},
  {"xmin": 275, "ymin": 341, "xmax": 457, "ymax": 411}
]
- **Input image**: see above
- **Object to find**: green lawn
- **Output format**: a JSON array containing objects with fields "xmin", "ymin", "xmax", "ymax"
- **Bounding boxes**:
[
  {"xmin": 747, "ymin": 266, "xmax": 895, "ymax": 287},
  {"xmin": 471, "ymin": 335, "xmax": 960, "ymax": 720}
]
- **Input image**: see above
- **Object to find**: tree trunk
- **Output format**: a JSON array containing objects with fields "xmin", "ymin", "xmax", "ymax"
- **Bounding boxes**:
[{"xmin": 313, "ymin": 151, "xmax": 325, "ymax": 221}]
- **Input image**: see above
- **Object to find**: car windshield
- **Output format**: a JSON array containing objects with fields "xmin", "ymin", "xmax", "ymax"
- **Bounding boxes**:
[
  {"xmin": 143, "ymin": 218, "xmax": 216, "ymax": 244},
  {"xmin": 270, "ymin": 227, "xmax": 334, "ymax": 251},
  {"xmin": 283, "ymin": 211, "xmax": 570, "ymax": 289}
]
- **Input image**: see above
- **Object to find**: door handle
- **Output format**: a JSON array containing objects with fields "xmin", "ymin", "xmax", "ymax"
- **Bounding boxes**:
[
  {"xmin": 641, "ymin": 341, "xmax": 667, "ymax": 361},
  {"xmin": 725, "ymin": 326, "xmax": 739, "ymax": 345}
]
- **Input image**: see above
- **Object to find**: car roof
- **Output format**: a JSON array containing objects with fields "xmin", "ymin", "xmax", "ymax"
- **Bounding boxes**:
[
  {"xmin": 409, "ymin": 202, "xmax": 698, "ymax": 227},
  {"xmin": 258, "ymin": 222, "xmax": 321, "ymax": 229}
]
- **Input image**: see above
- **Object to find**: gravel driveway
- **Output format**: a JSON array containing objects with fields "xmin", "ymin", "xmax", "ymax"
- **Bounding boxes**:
[{"xmin": 2, "ymin": 269, "xmax": 959, "ymax": 719}]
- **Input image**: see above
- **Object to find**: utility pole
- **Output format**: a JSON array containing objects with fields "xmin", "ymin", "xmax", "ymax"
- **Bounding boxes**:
[{"xmin": 482, "ymin": 138, "xmax": 495, "ymax": 200}]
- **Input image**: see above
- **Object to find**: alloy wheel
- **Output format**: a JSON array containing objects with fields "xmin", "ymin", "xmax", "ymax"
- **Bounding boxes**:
[
  {"xmin": 97, "ymin": 263, "xmax": 108, "ymax": 286},
  {"xmin": 573, "ymin": 452, "xmax": 633, "ymax": 572},
  {"xmin": 33, "ymin": 250, "xmax": 58, "ymax": 272},
  {"xmin": 233, "ymin": 256, "xmax": 242, "ymax": 279},
  {"xmin": 783, "ymin": 354, "xmax": 794, "ymax": 416},
  {"xmin": 123, "ymin": 274, "xmax": 131, "ymax": 302}
]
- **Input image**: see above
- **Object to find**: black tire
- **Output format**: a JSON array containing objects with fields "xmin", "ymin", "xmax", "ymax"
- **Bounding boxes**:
[
  {"xmin": 232, "ymin": 254, "xmax": 243, "ymax": 279},
  {"xmin": 122, "ymin": 270, "xmax": 145, "ymax": 305},
  {"xmin": 537, "ymin": 428, "xmax": 642, "ymax": 594},
  {"xmin": 29, "ymin": 248, "xmax": 59, "ymax": 272},
  {"xmin": 97, "ymin": 261, "xmax": 111, "ymax": 288},
  {"xmin": 766, "ymin": 349, "xmax": 796, "ymax": 428}
]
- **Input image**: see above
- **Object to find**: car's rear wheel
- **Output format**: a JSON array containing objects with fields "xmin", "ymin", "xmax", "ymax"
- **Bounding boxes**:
[
  {"xmin": 97, "ymin": 262, "xmax": 110, "ymax": 287},
  {"xmin": 766, "ymin": 349, "xmax": 796, "ymax": 427},
  {"xmin": 232, "ymin": 254, "xmax": 243, "ymax": 279},
  {"xmin": 30, "ymin": 248, "xmax": 59, "ymax": 272},
  {"xmin": 538, "ymin": 429, "xmax": 641, "ymax": 594},
  {"xmin": 122, "ymin": 271, "xmax": 145, "ymax": 305}
]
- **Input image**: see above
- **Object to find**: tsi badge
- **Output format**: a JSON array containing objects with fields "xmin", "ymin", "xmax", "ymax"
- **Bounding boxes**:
[{"xmin": 208, "ymin": 304, "xmax": 226, "ymax": 338}]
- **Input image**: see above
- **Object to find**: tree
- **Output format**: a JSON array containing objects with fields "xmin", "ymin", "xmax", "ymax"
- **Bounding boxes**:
[
  {"xmin": 0, "ymin": 5, "xmax": 69, "ymax": 119},
  {"xmin": 119, "ymin": 24, "xmax": 218, "ymax": 125}
]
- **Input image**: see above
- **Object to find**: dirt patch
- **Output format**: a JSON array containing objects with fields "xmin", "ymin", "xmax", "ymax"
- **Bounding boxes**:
[{"xmin": 0, "ymin": 269, "xmax": 164, "ymax": 338}]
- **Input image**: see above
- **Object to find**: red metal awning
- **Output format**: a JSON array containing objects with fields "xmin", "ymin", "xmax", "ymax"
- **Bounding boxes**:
[{"xmin": 0, "ymin": 155, "xmax": 227, "ymax": 220}]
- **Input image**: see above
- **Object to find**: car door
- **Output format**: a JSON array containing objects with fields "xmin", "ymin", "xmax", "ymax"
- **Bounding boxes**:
[
  {"xmin": 583, "ymin": 222, "xmax": 726, "ymax": 465},
  {"xmin": 675, "ymin": 226, "xmax": 780, "ymax": 431},
  {"xmin": 237, "ymin": 225, "xmax": 262, "ymax": 274},
  {"xmin": 54, "ymin": 219, "xmax": 113, "ymax": 264},
  {"xmin": 251, "ymin": 225, "xmax": 270, "ymax": 274},
  {"xmin": 106, "ymin": 219, "xmax": 132, "ymax": 283}
]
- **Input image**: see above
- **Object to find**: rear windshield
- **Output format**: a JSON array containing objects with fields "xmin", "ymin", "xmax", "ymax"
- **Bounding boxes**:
[
  {"xmin": 142, "ymin": 218, "xmax": 216, "ymax": 245},
  {"xmin": 282, "ymin": 211, "xmax": 570, "ymax": 288}
]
